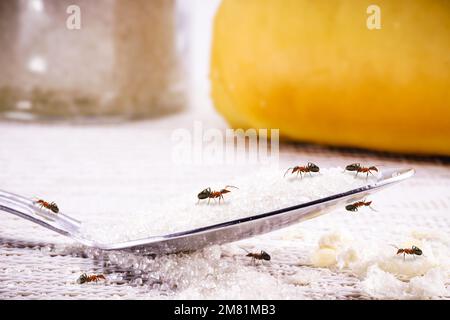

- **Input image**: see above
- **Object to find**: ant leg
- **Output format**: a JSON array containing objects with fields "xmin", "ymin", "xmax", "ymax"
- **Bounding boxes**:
[
  {"xmin": 208, "ymin": 198, "xmax": 211, "ymax": 205},
  {"xmin": 309, "ymin": 172, "xmax": 313, "ymax": 177},
  {"xmin": 355, "ymin": 171, "xmax": 359, "ymax": 179}
]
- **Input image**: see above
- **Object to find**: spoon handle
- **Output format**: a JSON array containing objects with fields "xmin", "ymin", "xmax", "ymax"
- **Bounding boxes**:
[{"xmin": 0, "ymin": 189, "xmax": 81, "ymax": 238}]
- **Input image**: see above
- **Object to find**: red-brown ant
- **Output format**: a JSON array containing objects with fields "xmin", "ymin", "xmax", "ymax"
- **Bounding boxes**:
[
  {"xmin": 242, "ymin": 248, "xmax": 271, "ymax": 265},
  {"xmin": 35, "ymin": 199, "xmax": 59, "ymax": 213},
  {"xmin": 77, "ymin": 273, "xmax": 106, "ymax": 284},
  {"xmin": 197, "ymin": 186, "xmax": 238, "ymax": 204},
  {"xmin": 391, "ymin": 245, "xmax": 423, "ymax": 261},
  {"xmin": 284, "ymin": 162, "xmax": 320, "ymax": 178},
  {"xmin": 345, "ymin": 200, "xmax": 376, "ymax": 212},
  {"xmin": 345, "ymin": 163, "xmax": 378, "ymax": 178},
  {"xmin": 247, "ymin": 250, "xmax": 271, "ymax": 262}
]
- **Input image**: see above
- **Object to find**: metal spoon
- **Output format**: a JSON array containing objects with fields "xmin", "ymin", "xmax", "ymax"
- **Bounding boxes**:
[{"xmin": 0, "ymin": 168, "xmax": 414, "ymax": 254}]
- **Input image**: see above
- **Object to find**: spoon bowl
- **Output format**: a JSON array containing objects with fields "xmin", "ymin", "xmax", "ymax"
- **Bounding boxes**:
[{"xmin": 0, "ymin": 168, "xmax": 414, "ymax": 254}]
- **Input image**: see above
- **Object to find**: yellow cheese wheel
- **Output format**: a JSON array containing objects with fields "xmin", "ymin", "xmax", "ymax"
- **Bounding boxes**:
[{"xmin": 211, "ymin": 0, "xmax": 450, "ymax": 155}]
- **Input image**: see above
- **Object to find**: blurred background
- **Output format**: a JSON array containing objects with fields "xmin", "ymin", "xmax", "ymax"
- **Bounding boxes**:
[
  {"xmin": 0, "ymin": 0, "xmax": 448, "ymax": 155},
  {"xmin": 0, "ymin": 0, "xmax": 222, "ymax": 121}
]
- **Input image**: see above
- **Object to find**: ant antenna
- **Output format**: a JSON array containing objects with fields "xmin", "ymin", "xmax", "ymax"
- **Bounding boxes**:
[
  {"xmin": 284, "ymin": 168, "xmax": 294, "ymax": 177},
  {"xmin": 239, "ymin": 247, "xmax": 251, "ymax": 254}
]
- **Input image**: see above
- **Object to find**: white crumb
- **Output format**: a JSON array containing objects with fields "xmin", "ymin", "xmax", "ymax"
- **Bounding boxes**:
[{"xmin": 311, "ymin": 229, "xmax": 450, "ymax": 299}]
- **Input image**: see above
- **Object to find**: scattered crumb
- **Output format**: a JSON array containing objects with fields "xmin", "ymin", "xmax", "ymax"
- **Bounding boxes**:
[
  {"xmin": 311, "ymin": 230, "xmax": 450, "ymax": 299},
  {"xmin": 311, "ymin": 231, "xmax": 354, "ymax": 268},
  {"xmin": 362, "ymin": 265, "xmax": 449, "ymax": 299},
  {"xmin": 361, "ymin": 265, "xmax": 408, "ymax": 299},
  {"xmin": 407, "ymin": 268, "xmax": 448, "ymax": 298},
  {"xmin": 284, "ymin": 269, "xmax": 322, "ymax": 286},
  {"xmin": 311, "ymin": 248, "xmax": 337, "ymax": 268}
]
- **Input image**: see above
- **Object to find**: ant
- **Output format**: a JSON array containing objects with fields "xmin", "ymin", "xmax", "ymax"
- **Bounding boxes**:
[
  {"xmin": 345, "ymin": 163, "xmax": 378, "ymax": 179},
  {"xmin": 242, "ymin": 248, "xmax": 271, "ymax": 265},
  {"xmin": 391, "ymin": 245, "xmax": 423, "ymax": 261},
  {"xmin": 77, "ymin": 273, "xmax": 106, "ymax": 284},
  {"xmin": 197, "ymin": 186, "xmax": 238, "ymax": 204},
  {"xmin": 35, "ymin": 199, "xmax": 59, "ymax": 214},
  {"xmin": 284, "ymin": 162, "xmax": 320, "ymax": 178},
  {"xmin": 345, "ymin": 200, "xmax": 376, "ymax": 212}
]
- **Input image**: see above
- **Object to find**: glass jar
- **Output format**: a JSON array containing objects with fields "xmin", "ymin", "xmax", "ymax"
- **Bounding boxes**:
[{"xmin": 0, "ymin": 0, "xmax": 187, "ymax": 122}]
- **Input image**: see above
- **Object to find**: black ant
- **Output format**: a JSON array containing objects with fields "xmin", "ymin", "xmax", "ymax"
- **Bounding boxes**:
[
  {"xmin": 345, "ymin": 163, "xmax": 378, "ymax": 178},
  {"xmin": 197, "ymin": 186, "xmax": 238, "ymax": 204},
  {"xmin": 345, "ymin": 200, "xmax": 376, "ymax": 212},
  {"xmin": 284, "ymin": 162, "xmax": 320, "ymax": 178},
  {"xmin": 391, "ymin": 245, "xmax": 423, "ymax": 261},
  {"xmin": 35, "ymin": 199, "xmax": 59, "ymax": 213}
]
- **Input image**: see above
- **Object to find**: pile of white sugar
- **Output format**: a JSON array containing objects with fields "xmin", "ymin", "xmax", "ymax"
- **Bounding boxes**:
[{"xmin": 80, "ymin": 167, "xmax": 376, "ymax": 243}]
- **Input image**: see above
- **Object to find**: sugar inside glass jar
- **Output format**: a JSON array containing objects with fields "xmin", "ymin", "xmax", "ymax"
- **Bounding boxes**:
[{"xmin": 0, "ymin": 0, "xmax": 187, "ymax": 122}]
